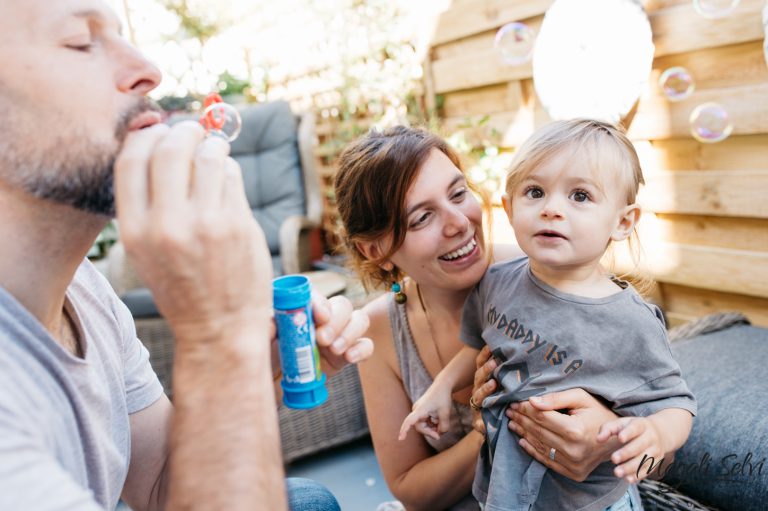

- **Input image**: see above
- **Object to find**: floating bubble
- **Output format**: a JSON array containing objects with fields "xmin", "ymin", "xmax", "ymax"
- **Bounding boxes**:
[
  {"xmin": 689, "ymin": 102, "xmax": 733, "ymax": 143},
  {"xmin": 494, "ymin": 22, "xmax": 535, "ymax": 66},
  {"xmin": 200, "ymin": 102, "xmax": 242, "ymax": 142},
  {"xmin": 693, "ymin": 0, "xmax": 740, "ymax": 19},
  {"xmin": 659, "ymin": 66, "xmax": 695, "ymax": 101}
]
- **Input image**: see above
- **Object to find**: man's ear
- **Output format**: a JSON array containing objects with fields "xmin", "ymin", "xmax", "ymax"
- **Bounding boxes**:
[
  {"xmin": 611, "ymin": 203, "xmax": 641, "ymax": 242},
  {"xmin": 355, "ymin": 241, "xmax": 394, "ymax": 271}
]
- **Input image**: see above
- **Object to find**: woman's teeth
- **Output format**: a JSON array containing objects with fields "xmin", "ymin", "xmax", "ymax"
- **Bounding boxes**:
[{"xmin": 440, "ymin": 238, "xmax": 477, "ymax": 261}]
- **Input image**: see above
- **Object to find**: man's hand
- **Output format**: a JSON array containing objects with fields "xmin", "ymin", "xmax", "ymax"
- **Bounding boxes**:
[{"xmin": 115, "ymin": 122, "xmax": 273, "ymax": 346}]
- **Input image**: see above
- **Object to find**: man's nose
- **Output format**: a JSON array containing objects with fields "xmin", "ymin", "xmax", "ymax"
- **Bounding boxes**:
[{"xmin": 115, "ymin": 42, "xmax": 162, "ymax": 95}]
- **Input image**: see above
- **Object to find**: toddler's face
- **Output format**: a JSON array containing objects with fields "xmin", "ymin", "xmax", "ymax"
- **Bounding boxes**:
[{"xmin": 504, "ymin": 149, "xmax": 631, "ymax": 272}]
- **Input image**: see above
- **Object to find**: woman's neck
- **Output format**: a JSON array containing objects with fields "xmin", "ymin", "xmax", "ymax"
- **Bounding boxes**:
[{"xmin": 406, "ymin": 279, "xmax": 471, "ymax": 317}]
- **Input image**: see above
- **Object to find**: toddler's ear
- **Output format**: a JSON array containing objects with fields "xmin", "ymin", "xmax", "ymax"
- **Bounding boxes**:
[
  {"xmin": 501, "ymin": 194, "xmax": 513, "ymax": 222},
  {"xmin": 611, "ymin": 203, "xmax": 641, "ymax": 242}
]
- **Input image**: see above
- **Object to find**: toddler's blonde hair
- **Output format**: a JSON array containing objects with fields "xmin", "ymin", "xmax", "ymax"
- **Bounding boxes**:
[{"xmin": 505, "ymin": 119, "xmax": 651, "ymax": 293}]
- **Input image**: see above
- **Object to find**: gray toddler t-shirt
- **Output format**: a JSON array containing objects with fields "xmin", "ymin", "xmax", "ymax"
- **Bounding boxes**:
[
  {"xmin": 461, "ymin": 257, "xmax": 697, "ymax": 511},
  {"xmin": 0, "ymin": 259, "xmax": 164, "ymax": 510}
]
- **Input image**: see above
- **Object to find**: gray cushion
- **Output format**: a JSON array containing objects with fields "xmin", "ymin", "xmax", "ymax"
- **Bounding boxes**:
[
  {"xmin": 232, "ymin": 101, "xmax": 305, "ymax": 255},
  {"xmin": 120, "ymin": 288, "xmax": 159, "ymax": 318},
  {"xmin": 663, "ymin": 324, "xmax": 768, "ymax": 510},
  {"xmin": 170, "ymin": 100, "xmax": 305, "ymax": 256}
]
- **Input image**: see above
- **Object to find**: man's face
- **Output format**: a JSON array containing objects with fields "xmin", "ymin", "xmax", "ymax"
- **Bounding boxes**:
[{"xmin": 0, "ymin": 0, "xmax": 162, "ymax": 216}]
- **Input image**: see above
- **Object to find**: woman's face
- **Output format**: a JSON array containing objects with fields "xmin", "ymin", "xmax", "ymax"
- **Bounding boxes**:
[{"xmin": 386, "ymin": 148, "xmax": 488, "ymax": 291}]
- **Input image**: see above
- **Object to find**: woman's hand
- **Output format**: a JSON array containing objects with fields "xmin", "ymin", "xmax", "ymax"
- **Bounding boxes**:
[
  {"xmin": 506, "ymin": 389, "xmax": 621, "ymax": 482},
  {"xmin": 470, "ymin": 346, "xmax": 497, "ymax": 435},
  {"xmin": 270, "ymin": 293, "xmax": 373, "ymax": 380}
]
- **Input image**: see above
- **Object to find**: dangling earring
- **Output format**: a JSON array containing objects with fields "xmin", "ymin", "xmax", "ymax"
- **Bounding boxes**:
[{"xmin": 392, "ymin": 281, "xmax": 407, "ymax": 304}]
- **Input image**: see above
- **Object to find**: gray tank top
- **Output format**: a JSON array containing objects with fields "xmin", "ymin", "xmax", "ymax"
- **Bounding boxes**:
[{"xmin": 387, "ymin": 294, "xmax": 480, "ymax": 511}]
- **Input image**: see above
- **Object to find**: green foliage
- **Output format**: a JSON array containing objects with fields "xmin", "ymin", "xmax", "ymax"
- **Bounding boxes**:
[
  {"xmin": 215, "ymin": 71, "xmax": 252, "ymax": 97},
  {"xmin": 162, "ymin": 0, "xmax": 226, "ymax": 44}
]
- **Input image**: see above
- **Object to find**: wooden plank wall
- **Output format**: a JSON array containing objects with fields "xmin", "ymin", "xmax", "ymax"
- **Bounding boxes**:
[{"xmin": 428, "ymin": 0, "xmax": 768, "ymax": 327}]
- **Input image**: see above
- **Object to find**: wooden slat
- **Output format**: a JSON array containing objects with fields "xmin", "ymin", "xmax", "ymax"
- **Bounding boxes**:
[
  {"xmin": 638, "ymin": 170, "xmax": 768, "ymax": 218},
  {"xmin": 634, "ymin": 135, "xmax": 768, "ymax": 172},
  {"xmin": 653, "ymin": 40, "xmax": 768, "ymax": 91},
  {"xmin": 661, "ymin": 283, "xmax": 768, "ymax": 328},
  {"xmin": 433, "ymin": 53, "xmax": 532, "ymax": 94},
  {"xmin": 442, "ymin": 82, "xmax": 525, "ymax": 118},
  {"xmin": 433, "ymin": 0, "xmax": 552, "ymax": 45},
  {"xmin": 627, "ymin": 82, "xmax": 768, "ymax": 140},
  {"xmin": 650, "ymin": 214, "xmax": 768, "ymax": 252},
  {"xmin": 649, "ymin": 0, "xmax": 765, "ymax": 57},
  {"xmin": 645, "ymin": 243, "xmax": 768, "ymax": 299},
  {"xmin": 641, "ymin": 0, "xmax": 689, "ymax": 10}
]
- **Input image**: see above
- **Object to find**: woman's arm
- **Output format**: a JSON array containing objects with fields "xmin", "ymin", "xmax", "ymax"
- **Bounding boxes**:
[{"xmin": 360, "ymin": 297, "xmax": 483, "ymax": 511}]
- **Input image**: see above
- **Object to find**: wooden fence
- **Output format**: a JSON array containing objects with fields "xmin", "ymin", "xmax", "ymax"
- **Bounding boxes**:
[{"xmin": 426, "ymin": 0, "xmax": 768, "ymax": 327}]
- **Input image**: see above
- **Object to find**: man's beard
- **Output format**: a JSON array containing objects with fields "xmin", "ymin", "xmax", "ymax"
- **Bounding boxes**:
[{"xmin": 0, "ymin": 97, "xmax": 161, "ymax": 217}]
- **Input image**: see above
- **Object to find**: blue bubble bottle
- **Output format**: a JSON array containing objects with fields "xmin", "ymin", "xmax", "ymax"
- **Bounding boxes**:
[{"xmin": 273, "ymin": 275, "xmax": 329, "ymax": 409}]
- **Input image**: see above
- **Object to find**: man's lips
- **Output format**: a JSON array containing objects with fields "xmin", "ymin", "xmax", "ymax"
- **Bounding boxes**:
[{"xmin": 127, "ymin": 111, "xmax": 163, "ymax": 131}]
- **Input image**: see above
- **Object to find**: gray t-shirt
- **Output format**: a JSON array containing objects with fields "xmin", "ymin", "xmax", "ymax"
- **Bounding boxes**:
[
  {"xmin": 461, "ymin": 257, "xmax": 697, "ymax": 511},
  {"xmin": 0, "ymin": 260, "xmax": 164, "ymax": 510}
]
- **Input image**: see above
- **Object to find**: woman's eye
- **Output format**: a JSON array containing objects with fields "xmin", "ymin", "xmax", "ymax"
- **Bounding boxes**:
[
  {"xmin": 570, "ymin": 190, "xmax": 590, "ymax": 203},
  {"xmin": 524, "ymin": 187, "xmax": 543, "ymax": 199},
  {"xmin": 411, "ymin": 212, "xmax": 431, "ymax": 227},
  {"xmin": 451, "ymin": 189, "xmax": 467, "ymax": 201}
]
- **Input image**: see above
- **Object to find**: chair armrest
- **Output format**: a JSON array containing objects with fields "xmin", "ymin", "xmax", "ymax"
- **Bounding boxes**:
[{"xmin": 279, "ymin": 215, "xmax": 321, "ymax": 275}]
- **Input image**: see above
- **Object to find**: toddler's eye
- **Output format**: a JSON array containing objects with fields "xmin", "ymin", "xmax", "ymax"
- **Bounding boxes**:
[
  {"xmin": 570, "ymin": 190, "xmax": 590, "ymax": 203},
  {"xmin": 524, "ymin": 187, "xmax": 544, "ymax": 199}
]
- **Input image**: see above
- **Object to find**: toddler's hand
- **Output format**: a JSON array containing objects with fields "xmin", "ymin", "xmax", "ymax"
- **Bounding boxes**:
[
  {"xmin": 398, "ymin": 389, "xmax": 452, "ymax": 441},
  {"xmin": 597, "ymin": 417, "xmax": 666, "ymax": 483}
]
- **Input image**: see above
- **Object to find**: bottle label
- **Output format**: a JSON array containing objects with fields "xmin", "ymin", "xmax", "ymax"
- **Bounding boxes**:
[{"xmin": 275, "ymin": 306, "xmax": 321, "ymax": 384}]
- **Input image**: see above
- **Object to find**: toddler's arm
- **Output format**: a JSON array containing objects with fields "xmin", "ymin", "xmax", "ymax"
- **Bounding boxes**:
[
  {"xmin": 597, "ymin": 408, "xmax": 693, "ymax": 483},
  {"xmin": 398, "ymin": 346, "xmax": 480, "ymax": 441}
]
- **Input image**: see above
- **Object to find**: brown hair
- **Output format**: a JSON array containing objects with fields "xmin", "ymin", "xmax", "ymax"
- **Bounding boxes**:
[{"xmin": 334, "ymin": 126, "xmax": 466, "ymax": 290}]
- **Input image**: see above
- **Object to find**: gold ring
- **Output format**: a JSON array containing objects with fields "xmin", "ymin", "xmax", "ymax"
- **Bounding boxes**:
[{"xmin": 469, "ymin": 395, "xmax": 481, "ymax": 411}]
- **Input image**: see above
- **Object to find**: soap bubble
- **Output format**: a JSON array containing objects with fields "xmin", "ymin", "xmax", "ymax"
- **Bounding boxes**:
[
  {"xmin": 693, "ymin": 0, "xmax": 740, "ymax": 19},
  {"xmin": 494, "ymin": 22, "xmax": 535, "ymax": 66},
  {"xmin": 659, "ymin": 66, "xmax": 695, "ymax": 101},
  {"xmin": 689, "ymin": 102, "xmax": 733, "ymax": 143},
  {"xmin": 200, "ymin": 102, "xmax": 242, "ymax": 142}
]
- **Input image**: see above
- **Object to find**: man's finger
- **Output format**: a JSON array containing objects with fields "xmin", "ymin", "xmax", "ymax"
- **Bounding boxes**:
[
  {"xmin": 114, "ymin": 124, "xmax": 169, "ymax": 226},
  {"xmin": 191, "ymin": 136, "xmax": 230, "ymax": 208},
  {"xmin": 148, "ymin": 121, "xmax": 205, "ymax": 211}
]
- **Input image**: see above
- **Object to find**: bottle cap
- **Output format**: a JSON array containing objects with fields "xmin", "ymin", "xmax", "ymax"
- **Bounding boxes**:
[{"xmin": 273, "ymin": 275, "xmax": 311, "ymax": 310}]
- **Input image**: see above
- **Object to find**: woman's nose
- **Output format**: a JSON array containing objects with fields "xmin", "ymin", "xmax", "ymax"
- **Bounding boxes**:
[{"xmin": 443, "ymin": 205, "xmax": 470, "ymax": 236}]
